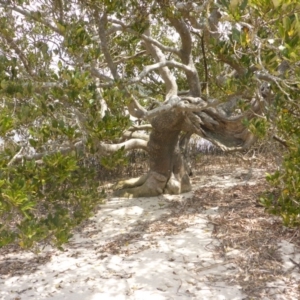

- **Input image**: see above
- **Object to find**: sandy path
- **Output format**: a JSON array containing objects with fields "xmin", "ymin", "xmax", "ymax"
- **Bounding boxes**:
[{"xmin": 1, "ymin": 167, "xmax": 299, "ymax": 300}]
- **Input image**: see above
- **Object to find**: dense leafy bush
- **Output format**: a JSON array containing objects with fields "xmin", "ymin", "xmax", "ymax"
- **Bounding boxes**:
[{"xmin": 0, "ymin": 150, "xmax": 104, "ymax": 249}]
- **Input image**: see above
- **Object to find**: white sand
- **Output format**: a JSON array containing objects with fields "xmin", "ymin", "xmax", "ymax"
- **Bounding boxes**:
[{"xmin": 1, "ymin": 168, "xmax": 298, "ymax": 299}]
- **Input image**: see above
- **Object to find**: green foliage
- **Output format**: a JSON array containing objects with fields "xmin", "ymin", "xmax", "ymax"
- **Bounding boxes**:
[
  {"xmin": 100, "ymin": 147, "xmax": 128, "ymax": 170},
  {"xmin": 242, "ymin": 0, "xmax": 300, "ymax": 226},
  {"xmin": 261, "ymin": 88, "xmax": 300, "ymax": 226},
  {"xmin": 243, "ymin": 117, "xmax": 269, "ymax": 139},
  {"xmin": 0, "ymin": 153, "xmax": 105, "ymax": 249},
  {"xmin": 261, "ymin": 147, "xmax": 300, "ymax": 226},
  {"xmin": 207, "ymin": 0, "xmax": 300, "ymax": 226},
  {"xmin": 0, "ymin": 3, "xmax": 132, "ymax": 249}
]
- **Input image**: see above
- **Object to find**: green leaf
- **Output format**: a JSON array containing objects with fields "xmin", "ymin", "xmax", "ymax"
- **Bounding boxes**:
[
  {"xmin": 29, "ymin": 139, "xmax": 37, "ymax": 147},
  {"xmin": 240, "ymin": 0, "xmax": 248, "ymax": 10}
]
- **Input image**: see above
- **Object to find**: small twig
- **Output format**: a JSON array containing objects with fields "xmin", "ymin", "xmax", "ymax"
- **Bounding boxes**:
[
  {"xmin": 195, "ymin": 261, "xmax": 230, "ymax": 272},
  {"xmin": 200, "ymin": 34, "xmax": 208, "ymax": 95},
  {"xmin": 7, "ymin": 146, "xmax": 25, "ymax": 167},
  {"xmin": 191, "ymin": 30, "xmax": 208, "ymax": 95},
  {"xmin": 273, "ymin": 135, "xmax": 289, "ymax": 149},
  {"xmin": 176, "ymin": 278, "xmax": 182, "ymax": 294},
  {"xmin": 288, "ymin": 229, "xmax": 300, "ymax": 243},
  {"xmin": 289, "ymin": 258, "xmax": 300, "ymax": 270}
]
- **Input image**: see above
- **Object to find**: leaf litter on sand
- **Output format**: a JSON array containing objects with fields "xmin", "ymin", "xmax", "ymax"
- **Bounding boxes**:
[
  {"xmin": 0, "ymin": 151, "xmax": 299, "ymax": 299},
  {"xmin": 191, "ymin": 155, "xmax": 300, "ymax": 300}
]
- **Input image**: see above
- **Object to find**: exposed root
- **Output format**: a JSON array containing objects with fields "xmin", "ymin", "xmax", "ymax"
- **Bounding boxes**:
[
  {"xmin": 113, "ymin": 174, "xmax": 148, "ymax": 190},
  {"xmin": 113, "ymin": 171, "xmax": 191, "ymax": 198},
  {"xmin": 113, "ymin": 171, "xmax": 167, "ymax": 198},
  {"xmin": 164, "ymin": 172, "xmax": 191, "ymax": 195}
]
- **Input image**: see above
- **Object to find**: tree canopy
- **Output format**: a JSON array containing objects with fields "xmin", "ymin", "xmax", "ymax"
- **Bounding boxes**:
[{"xmin": 0, "ymin": 0, "xmax": 300, "ymax": 248}]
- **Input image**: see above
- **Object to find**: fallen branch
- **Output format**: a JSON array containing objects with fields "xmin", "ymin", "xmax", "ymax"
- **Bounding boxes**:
[
  {"xmin": 273, "ymin": 135, "xmax": 289, "ymax": 149},
  {"xmin": 7, "ymin": 138, "xmax": 148, "ymax": 166}
]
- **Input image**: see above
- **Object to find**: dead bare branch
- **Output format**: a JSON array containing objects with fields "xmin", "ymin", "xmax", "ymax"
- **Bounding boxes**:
[
  {"xmin": 97, "ymin": 139, "xmax": 148, "ymax": 153},
  {"xmin": 7, "ymin": 138, "xmax": 149, "ymax": 166},
  {"xmin": 143, "ymin": 26, "xmax": 178, "ymax": 99},
  {"xmin": 128, "ymin": 60, "xmax": 192, "ymax": 84}
]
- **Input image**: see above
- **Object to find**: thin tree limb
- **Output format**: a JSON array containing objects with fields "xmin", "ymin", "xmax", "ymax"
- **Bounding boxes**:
[
  {"xmin": 128, "ymin": 60, "xmax": 193, "ymax": 84},
  {"xmin": 107, "ymin": 17, "xmax": 180, "ymax": 55},
  {"xmin": 142, "ymin": 26, "xmax": 178, "ymax": 99},
  {"xmin": 93, "ymin": 9, "xmax": 119, "ymax": 80},
  {"xmin": 0, "ymin": 34, "xmax": 35, "ymax": 77},
  {"xmin": 157, "ymin": 0, "xmax": 202, "ymax": 96},
  {"xmin": 0, "ymin": 1, "xmax": 62, "ymax": 34},
  {"xmin": 141, "ymin": 34, "xmax": 180, "ymax": 56},
  {"xmin": 127, "ymin": 124, "xmax": 152, "ymax": 131}
]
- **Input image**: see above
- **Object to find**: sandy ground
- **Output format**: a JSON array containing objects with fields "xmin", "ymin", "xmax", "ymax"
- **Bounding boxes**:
[{"xmin": 1, "ymin": 167, "xmax": 299, "ymax": 300}]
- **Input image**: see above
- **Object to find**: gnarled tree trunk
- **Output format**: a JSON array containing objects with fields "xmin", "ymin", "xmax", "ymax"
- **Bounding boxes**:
[
  {"xmin": 113, "ymin": 95, "xmax": 264, "ymax": 198},
  {"xmin": 114, "ymin": 108, "xmax": 193, "ymax": 198}
]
